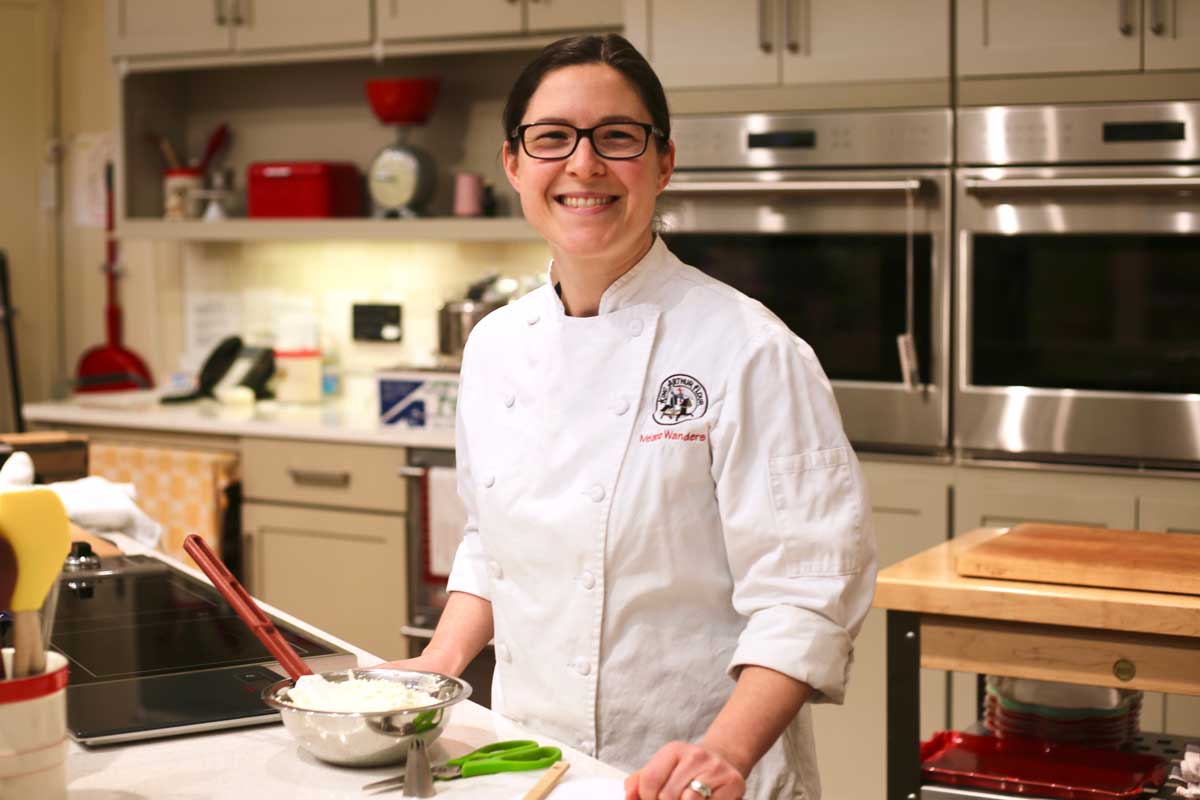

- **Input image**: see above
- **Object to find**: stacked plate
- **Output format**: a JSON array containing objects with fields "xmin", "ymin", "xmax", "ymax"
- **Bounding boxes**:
[{"xmin": 984, "ymin": 676, "xmax": 1142, "ymax": 749}]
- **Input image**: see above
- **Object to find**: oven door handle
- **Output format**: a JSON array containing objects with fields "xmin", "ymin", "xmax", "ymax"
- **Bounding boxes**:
[
  {"xmin": 964, "ymin": 176, "xmax": 1200, "ymax": 192},
  {"xmin": 664, "ymin": 179, "xmax": 924, "ymax": 194},
  {"xmin": 397, "ymin": 465, "xmax": 428, "ymax": 478}
]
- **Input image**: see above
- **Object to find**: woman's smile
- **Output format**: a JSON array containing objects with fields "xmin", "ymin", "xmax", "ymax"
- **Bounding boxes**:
[{"xmin": 555, "ymin": 192, "xmax": 619, "ymax": 212}]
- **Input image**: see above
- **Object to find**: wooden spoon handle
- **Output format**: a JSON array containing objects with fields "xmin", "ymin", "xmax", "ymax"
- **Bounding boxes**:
[
  {"xmin": 12, "ymin": 610, "xmax": 44, "ymax": 678},
  {"xmin": 522, "ymin": 761, "xmax": 569, "ymax": 800}
]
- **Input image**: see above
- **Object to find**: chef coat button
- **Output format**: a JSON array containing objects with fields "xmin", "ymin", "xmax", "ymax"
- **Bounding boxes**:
[
  {"xmin": 496, "ymin": 643, "xmax": 511, "ymax": 663},
  {"xmin": 503, "ymin": 391, "xmax": 515, "ymax": 408},
  {"xmin": 580, "ymin": 571, "xmax": 596, "ymax": 590},
  {"xmin": 488, "ymin": 560, "xmax": 503, "ymax": 579},
  {"xmin": 586, "ymin": 484, "xmax": 605, "ymax": 503},
  {"xmin": 628, "ymin": 318, "xmax": 644, "ymax": 337},
  {"xmin": 483, "ymin": 474, "xmax": 496, "ymax": 488},
  {"xmin": 526, "ymin": 313, "xmax": 540, "ymax": 326},
  {"xmin": 612, "ymin": 396, "xmax": 630, "ymax": 416},
  {"xmin": 571, "ymin": 657, "xmax": 591, "ymax": 676}
]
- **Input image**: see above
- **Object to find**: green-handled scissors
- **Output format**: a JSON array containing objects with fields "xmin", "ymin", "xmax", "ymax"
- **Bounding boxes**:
[{"xmin": 362, "ymin": 739, "xmax": 563, "ymax": 792}]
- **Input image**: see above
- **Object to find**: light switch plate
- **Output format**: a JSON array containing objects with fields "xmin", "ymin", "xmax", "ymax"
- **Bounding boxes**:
[{"xmin": 352, "ymin": 303, "xmax": 402, "ymax": 342}]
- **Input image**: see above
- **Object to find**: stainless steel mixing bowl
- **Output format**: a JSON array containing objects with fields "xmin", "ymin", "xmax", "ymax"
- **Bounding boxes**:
[{"xmin": 261, "ymin": 668, "xmax": 472, "ymax": 767}]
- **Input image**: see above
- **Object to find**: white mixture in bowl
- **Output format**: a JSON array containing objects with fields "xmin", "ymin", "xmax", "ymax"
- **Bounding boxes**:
[{"xmin": 286, "ymin": 674, "xmax": 439, "ymax": 713}]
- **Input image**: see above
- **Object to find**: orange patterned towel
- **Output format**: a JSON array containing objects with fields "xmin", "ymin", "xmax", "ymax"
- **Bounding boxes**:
[{"xmin": 89, "ymin": 442, "xmax": 239, "ymax": 565}]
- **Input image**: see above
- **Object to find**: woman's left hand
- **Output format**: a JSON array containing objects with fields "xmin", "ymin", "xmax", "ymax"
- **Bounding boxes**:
[{"xmin": 623, "ymin": 741, "xmax": 746, "ymax": 800}]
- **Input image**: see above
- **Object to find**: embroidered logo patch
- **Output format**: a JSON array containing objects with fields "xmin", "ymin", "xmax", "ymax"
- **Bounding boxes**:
[{"xmin": 653, "ymin": 374, "xmax": 708, "ymax": 425}]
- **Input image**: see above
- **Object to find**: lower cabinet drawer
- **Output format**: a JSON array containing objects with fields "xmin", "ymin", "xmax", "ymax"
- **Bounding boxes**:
[
  {"xmin": 242, "ymin": 437, "xmax": 407, "ymax": 513},
  {"xmin": 244, "ymin": 501, "xmax": 407, "ymax": 661}
]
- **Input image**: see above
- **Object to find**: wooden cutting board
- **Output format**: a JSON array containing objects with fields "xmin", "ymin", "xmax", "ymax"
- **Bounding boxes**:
[{"xmin": 955, "ymin": 523, "xmax": 1200, "ymax": 595}]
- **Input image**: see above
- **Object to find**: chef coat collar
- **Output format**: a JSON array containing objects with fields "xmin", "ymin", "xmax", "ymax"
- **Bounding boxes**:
[{"xmin": 546, "ymin": 234, "xmax": 672, "ymax": 317}]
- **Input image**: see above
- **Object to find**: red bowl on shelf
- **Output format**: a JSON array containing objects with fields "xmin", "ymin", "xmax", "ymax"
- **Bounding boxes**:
[{"xmin": 365, "ymin": 78, "xmax": 440, "ymax": 124}]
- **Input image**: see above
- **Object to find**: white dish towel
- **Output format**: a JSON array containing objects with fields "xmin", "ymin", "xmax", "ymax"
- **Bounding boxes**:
[{"xmin": 426, "ymin": 466, "xmax": 466, "ymax": 578}]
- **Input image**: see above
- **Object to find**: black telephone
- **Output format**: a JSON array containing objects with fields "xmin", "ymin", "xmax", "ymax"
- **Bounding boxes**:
[{"xmin": 160, "ymin": 336, "xmax": 275, "ymax": 404}]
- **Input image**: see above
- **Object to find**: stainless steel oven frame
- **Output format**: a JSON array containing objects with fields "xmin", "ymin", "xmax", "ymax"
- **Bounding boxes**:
[
  {"xmin": 955, "ymin": 162, "xmax": 1200, "ymax": 466},
  {"xmin": 659, "ymin": 165, "xmax": 953, "ymax": 454}
]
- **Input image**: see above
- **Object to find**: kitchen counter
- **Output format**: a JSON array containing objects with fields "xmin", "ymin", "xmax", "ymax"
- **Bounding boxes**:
[
  {"xmin": 24, "ymin": 384, "xmax": 455, "ymax": 449},
  {"xmin": 66, "ymin": 536, "xmax": 625, "ymax": 798}
]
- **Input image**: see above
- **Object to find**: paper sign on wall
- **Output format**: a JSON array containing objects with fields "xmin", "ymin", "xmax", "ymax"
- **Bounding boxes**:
[{"xmin": 71, "ymin": 133, "xmax": 115, "ymax": 228}]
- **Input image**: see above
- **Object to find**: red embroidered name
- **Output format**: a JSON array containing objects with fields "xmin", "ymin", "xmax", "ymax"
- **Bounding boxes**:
[{"xmin": 639, "ymin": 431, "xmax": 707, "ymax": 443}]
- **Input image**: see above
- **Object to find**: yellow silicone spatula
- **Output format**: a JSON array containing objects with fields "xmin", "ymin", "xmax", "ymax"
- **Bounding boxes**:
[{"xmin": 0, "ymin": 489, "xmax": 71, "ymax": 678}]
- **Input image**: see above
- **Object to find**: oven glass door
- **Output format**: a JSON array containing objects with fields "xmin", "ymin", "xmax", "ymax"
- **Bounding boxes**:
[
  {"xmin": 658, "ymin": 169, "xmax": 951, "ymax": 453},
  {"xmin": 957, "ymin": 166, "xmax": 1200, "ymax": 465},
  {"xmin": 972, "ymin": 233, "xmax": 1200, "ymax": 394},
  {"xmin": 664, "ymin": 233, "xmax": 933, "ymax": 384}
]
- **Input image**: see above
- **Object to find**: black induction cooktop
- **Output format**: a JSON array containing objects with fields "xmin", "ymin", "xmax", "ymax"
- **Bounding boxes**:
[{"xmin": 35, "ymin": 555, "xmax": 356, "ymax": 745}]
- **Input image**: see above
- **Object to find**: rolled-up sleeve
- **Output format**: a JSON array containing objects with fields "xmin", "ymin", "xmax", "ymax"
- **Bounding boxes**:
[
  {"xmin": 709, "ymin": 325, "xmax": 877, "ymax": 705},
  {"xmin": 444, "ymin": 363, "xmax": 493, "ymax": 601}
]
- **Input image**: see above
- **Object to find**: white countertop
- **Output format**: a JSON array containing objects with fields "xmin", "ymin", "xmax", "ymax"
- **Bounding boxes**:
[
  {"xmin": 24, "ymin": 385, "xmax": 456, "ymax": 450},
  {"xmin": 66, "ymin": 536, "xmax": 625, "ymax": 799}
]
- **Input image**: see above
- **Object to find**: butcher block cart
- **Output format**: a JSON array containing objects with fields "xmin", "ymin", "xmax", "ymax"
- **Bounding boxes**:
[{"xmin": 874, "ymin": 526, "xmax": 1200, "ymax": 800}]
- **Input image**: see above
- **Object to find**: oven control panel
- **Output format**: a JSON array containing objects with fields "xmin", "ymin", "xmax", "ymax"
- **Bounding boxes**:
[
  {"xmin": 672, "ymin": 109, "xmax": 952, "ymax": 168},
  {"xmin": 958, "ymin": 101, "xmax": 1198, "ymax": 165}
]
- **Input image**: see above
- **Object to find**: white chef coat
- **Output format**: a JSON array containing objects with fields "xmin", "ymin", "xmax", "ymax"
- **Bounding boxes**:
[{"xmin": 447, "ymin": 236, "xmax": 876, "ymax": 800}]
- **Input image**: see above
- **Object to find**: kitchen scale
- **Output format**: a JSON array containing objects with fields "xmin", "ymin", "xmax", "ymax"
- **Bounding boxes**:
[
  {"xmin": 365, "ymin": 77, "xmax": 440, "ymax": 218},
  {"xmin": 32, "ymin": 554, "xmax": 355, "ymax": 745}
]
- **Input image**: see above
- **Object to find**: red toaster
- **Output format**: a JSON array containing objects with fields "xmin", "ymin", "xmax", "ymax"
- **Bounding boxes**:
[{"xmin": 246, "ymin": 161, "xmax": 364, "ymax": 218}]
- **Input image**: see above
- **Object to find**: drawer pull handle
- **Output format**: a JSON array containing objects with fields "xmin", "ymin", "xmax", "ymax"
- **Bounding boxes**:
[
  {"xmin": 1112, "ymin": 658, "xmax": 1136, "ymax": 682},
  {"xmin": 287, "ymin": 468, "xmax": 351, "ymax": 488}
]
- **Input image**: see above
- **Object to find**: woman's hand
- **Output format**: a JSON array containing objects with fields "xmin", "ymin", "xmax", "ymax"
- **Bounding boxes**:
[
  {"xmin": 373, "ymin": 646, "xmax": 460, "ymax": 676},
  {"xmin": 623, "ymin": 741, "xmax": 746, "ymax": 800}
]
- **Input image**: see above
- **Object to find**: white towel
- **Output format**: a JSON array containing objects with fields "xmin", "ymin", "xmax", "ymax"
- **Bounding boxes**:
[
  {"xmin": 0, "ymin": 451, "xmax": 34, "ymax": 486},
  {"xmin": 0, "ymin": 452, "xmax": 161, "ymax": 548},
  {"xmin": 48, "ymin": 476, "xmax": 163, "ymax": 548},
  {"xmin": 426, "ymin": 466, "xmax": 466, "ymax": 578}
]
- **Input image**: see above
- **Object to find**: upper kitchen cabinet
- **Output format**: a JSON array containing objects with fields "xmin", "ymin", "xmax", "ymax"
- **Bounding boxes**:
[
  {"xmin": 376, "ymin": 0, "xmax": 522, "ymax": 40},
  {"xmin": 641, "ymin": 0, "xmax": 777, "ymax": 88},
  {"xmin": 108, "ymin": 0, "xmax": 372, "ymax": 59},
  {"xmin": 780, "ymin": 0, "xmax": 949, "ymax": 85},
  {"xmin": 376, "ymin": 0, "xmax": 620, "ymax": 42},
  {"xmin": 1144, "ymin": 0, "xmax": 1200, "ymax": 70},
  {"xmin": 958, "ymin": 0, "xmax": 1200, "ymax": 76},
  {"xmin": 639, "ymin": 0, "xmax": 949, "ymax": 90},
  {"xmin": 526, "ymin": 2, "xmax": 623, "ymax": 34}
]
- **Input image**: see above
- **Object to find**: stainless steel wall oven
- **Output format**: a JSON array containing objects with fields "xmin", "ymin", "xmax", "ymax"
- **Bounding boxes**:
[
  {"xmin": 956, "ymin": 101, "xmax": 1200, "ymax": 468},
  {"xmin": 659, "ymin": 110, "xmax": 953, "ymax": 455}
]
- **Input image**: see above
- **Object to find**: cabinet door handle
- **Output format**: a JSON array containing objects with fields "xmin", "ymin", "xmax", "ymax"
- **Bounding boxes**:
[
  {"xmin": 785, "ymin": 0, "xmax": 801, "ymax": 53},
  {"xmin": 232, "ymin": 0, "xmax": 245, "ymax": 26},
  {"xmin": 287, "ymin": 468, "xmax": 351, "ymax": 488},
  {"xmin": 1150, "ymin": 0, "xmax": 1168, "ymax": 35},
  {"xmin": 1118, "ymin": 0, "xmax": 1136, "ymax": 35},
  {"xmin": 214, "ymin": 0, "xmax": 226, "ymax": 26},
  {"xmin": 758, "ymin": 0, "xmax": 774, "ymax": 53}
]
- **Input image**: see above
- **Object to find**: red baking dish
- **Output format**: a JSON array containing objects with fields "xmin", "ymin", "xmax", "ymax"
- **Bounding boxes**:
[
  {"xmin": 247, "ymin": 161, "xmax": 363, "ymax": 218},
  {"xmin": 921, "ymin": 731, "xmax": 1169, "ymax": 800}
]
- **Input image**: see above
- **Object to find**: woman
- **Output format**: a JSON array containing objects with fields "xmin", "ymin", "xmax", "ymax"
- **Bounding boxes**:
[{"xmin": 390, "ymin": 34, "xmax": 876, "ymax": 800}]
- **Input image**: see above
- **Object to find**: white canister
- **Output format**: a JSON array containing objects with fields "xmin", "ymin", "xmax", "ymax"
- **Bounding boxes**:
[
  {"xmin": 163, "ymin": 168, "xmax": 204, "ymax": 220},
  {"xmin": 274, "ymin": 349, "xmax": 323, "ymax": 404},
  {"xmin": 0, "ymin": 649, "xmax": 69, "ymax": 800}
]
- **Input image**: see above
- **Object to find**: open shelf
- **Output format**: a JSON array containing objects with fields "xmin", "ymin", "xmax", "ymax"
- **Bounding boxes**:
[{"xmin": 116, "ymin": 217, "xmax": 539, "ymax": 242}]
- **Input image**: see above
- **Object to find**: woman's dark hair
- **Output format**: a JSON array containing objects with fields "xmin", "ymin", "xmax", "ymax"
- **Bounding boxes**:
[{"xmin": 502, "ymin": 34, "xmax": 670, "ymax": 152}]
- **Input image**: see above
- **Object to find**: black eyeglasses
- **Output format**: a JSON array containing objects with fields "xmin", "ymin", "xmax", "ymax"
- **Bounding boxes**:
[{"xmin": 511, "ymin": 122, "xmax": 666, "ymax": 160}]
